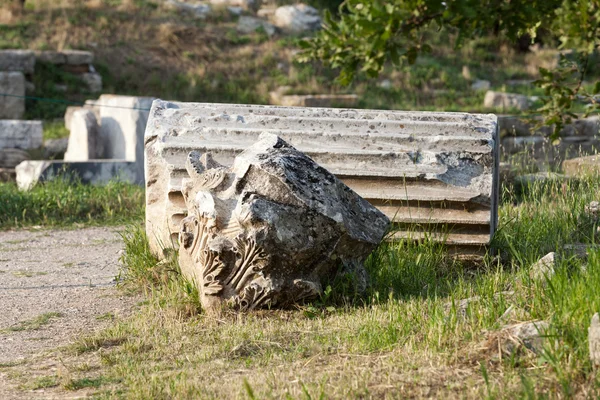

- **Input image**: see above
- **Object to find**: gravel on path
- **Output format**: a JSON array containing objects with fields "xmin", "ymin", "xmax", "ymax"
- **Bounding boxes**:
[{"xmin": 0, "ymin": 226, "xmax": 140, "ymax": 399}]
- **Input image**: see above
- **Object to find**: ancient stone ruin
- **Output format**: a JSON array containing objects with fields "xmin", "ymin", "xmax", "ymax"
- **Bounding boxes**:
[
  {"xmin": 16, "ymin": 95, "xmax": 153, "ymax": 189},
  {"xmin": 177, "ymin": 133, "xmax": 389, "ymax": 312},
  {"xmin": 144, "ymin": 100, "xmax": 499, "ymax": 259}
]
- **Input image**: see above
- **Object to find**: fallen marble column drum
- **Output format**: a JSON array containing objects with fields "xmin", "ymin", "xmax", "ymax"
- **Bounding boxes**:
[{"xmin": 145, "ymin": 100, "xmax": 499, "ymax": 258}]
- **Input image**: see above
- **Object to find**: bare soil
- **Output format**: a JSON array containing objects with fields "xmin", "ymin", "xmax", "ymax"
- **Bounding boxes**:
[{"xmin": 0, "ymin": 226, "xmax": 139, "ymax": 399}]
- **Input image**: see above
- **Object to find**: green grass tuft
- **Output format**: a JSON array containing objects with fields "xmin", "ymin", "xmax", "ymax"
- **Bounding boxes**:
[{"xmin": 0, "ymin": 177, "xmax": 144, "ymax": 230}]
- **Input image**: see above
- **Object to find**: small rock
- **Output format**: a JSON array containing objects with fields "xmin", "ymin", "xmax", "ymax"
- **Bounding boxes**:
[
  {"xmin": 378, "ymin": 79, "xmax": 392, "ymax": 90},
  {"xmin": 462, "ymin": 65, "xmax": 472, "ymax": 80},
  {"xmin": 166, "ymin": 0, "xmax": 212, "ymax": 18},
  {"xmin": 471, "ymin": 79, "xmax": 491, "ymax": 91},
  {"xmin": 500, "ymin": 320, "xmax": 549, "ymax": 354},
  {"xmin": 82, "ymin": 72, "xmax": 103, "ymax": 93},
  {"xmin": 585, "ymin": 201, "xmax": 600, "ymax": 219},
  {"xmin": 273, "ymin": 4, "xmax": 321, "ymax": 33},
  {"xmin": 227, "ymin": 6, "xmax": 243, "ymax": 15},
  {"xmin": 530, "ymin": 252, "xmax": 556, "ymax": 281},
  {"xmin": 590, "ymin": 313, "xmax": 600, "ymax": 366},
  {"xmin": 484, "ymin": 90, "xmax": 530, "ymax": 111},
  {"xmin": 237, "ymin": 16, "xmax": 276, "ymax": 36},
  {"xmin": 55, "ymin": 84, "xmax": 68, "ymax": 92}
]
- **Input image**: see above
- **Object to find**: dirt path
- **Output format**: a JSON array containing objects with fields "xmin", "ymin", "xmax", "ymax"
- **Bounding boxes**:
[{"xmin": 0, "ymin": 227, "xmax": 139, "ymax": 398}]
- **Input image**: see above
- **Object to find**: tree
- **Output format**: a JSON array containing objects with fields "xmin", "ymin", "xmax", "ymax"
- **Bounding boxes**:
[{"xmin": 300, "ymin": 0, "xmax": 600, "ymax": 141}]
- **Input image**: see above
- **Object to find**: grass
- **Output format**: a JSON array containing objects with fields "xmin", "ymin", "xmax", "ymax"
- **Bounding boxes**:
[
  {"xmin": 0, "ymin": 177, "xmax": 144, "ymax": 230},
  {"xmin": 2, "ymin": 312, "xmax": 62, "ymax": 333},
  {"xmin": 4, "ymin": 173, "xmax": 599, "ymax": 398}
]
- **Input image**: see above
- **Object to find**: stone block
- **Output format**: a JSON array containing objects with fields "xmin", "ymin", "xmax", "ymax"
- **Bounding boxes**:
[
  {"xmin": 64, "ymin": 109, "xmax": 101, "ymax": 161},
  {"xmin": 16, "ymin": 160, "xmax": 142, "ymax": 190},
  {"xmin": 64, "ymin": 106, "xmax": 82, "ymax": 131},
  {"xmin": 0, "ymin": 148, "xmax": 29, "ymax": 168},
  {"xmin": 237, "ymin": 16, "xmax": 276, "ymax": 36},
  {"xmin": 64, "ymin": 50, "xmax": 94, "ymax": 65},
  {"xmin": 144, "ymin": 100, "xmax": 499, "ymax": 258},
  {"xmin": 34, "ymin": 51, "xmax": 67, "ymax": 65},
  {"xmin": 0, "ymin": 120, "xmax": 43, "ymax": 150},
  {"xmin": 165, "ymin": 0, "xmax": 212, "ymax": 18},
  {"xmin": 0, "ymin": 50, "xmax": 35, "ymax": 74},
  {"xmin": 273, "ymin": 4, "xmax": 321, "ymax": 33},
  {"xmin": 484, "ymin": 91, "xmax": 530, "ymax": 111},
  {"xmin": 177, "ymin": 134, "xmax": 389, "ymax": 312},
  {"xmin": 97, "ymin": 95, "xmax": 154, "ymax": 183},
  {"xmin": 0, "ymin": 71, "xmax": 25, "ymax": 119}
]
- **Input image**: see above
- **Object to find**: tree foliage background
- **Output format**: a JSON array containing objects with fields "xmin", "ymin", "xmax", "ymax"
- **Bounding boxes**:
[{"xmin": 301, "ymin": 0, "xmax": 600, "ymax": 141}]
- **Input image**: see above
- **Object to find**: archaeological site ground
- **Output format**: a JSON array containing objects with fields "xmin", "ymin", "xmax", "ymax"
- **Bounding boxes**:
[{"xmin": 1, "ymin": 0, "xmax": 600, "ymax": 399}]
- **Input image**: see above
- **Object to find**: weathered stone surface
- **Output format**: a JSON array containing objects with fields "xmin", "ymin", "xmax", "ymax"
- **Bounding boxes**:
[
  {"xmin": 35, "ymin": 50, "xmax": 94, "ymax": 65},
  {"xmin": 0, "ymin": 148, "xmax": 29, "ymax": 168},
  {"xmin": 82, "ymin": 72, "xmax": 102, "ymax": 93},
  {"xmin": 530, "ymin": 252, "xmax": 556, "ymax": 281},
  {"xmin": 144, "ymin": 100, "xmax": 499, "ymax": 259},
  {"xmin": 64, "ymin": 109, "xmax": 101, "ymax": 161},
  {"xmin": 563, "ymin": 155, "xmax": 600, "ymax": 177},
  {"xmin": 177, "ymin": 134, "xmax": 389, "ymax": 312},
  {"xmin": 0, "ymin": 71, "xmax": 25, "ymax": 119},
  {"xmin": 97, "ymin": 95, "xmax": 154, "ymax": 183},
  {"xmin": 499, "ymin": 320, "xmax": 549, "ymax": 355},
  {"xmin": 237, "ymin": 16, "xmax": 276, "ymax": 36},
  {"xmin": 0, "ymin": 120, "xmax": 43, "ymax": 150},
  {"xmin": 34, "ymin": 51, "xmax": 67, "ymax": 65},
  {"xmin": 484, "ymin": 91, "xmax": 530, "ymax": 111},
  {"xmin": 0, "ymin": 50, "xmax": 35, "ymax": 74},
  {"xmin": 43, "ymin": 138, "xmax": 69, "ymax": 159},
  {"xmin": 65, "ymin": 50, "xmax": 94, "ymax": 65},
  {"xmin": 16, "ymin": 160, "xmax": 142, "ymax": 190},
  {"xmin": 273, "ymin": 4, "xmax": 321, "ymax": 33},
  {"xmin": 590, "ymin": 313, "xmax": 600, "ymax": 366}
]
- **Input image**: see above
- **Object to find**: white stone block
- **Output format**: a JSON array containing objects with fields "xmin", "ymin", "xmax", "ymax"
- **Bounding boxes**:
[
  {"xmin": 97, "ymin": 95, "xmax": 154, "ymax": 182},
  {"xmin": 64, "ymin": 109, "xmax": 101, "ymax": 161},
  {"xmin": 144, "ymin": 100, "xmax": 499, "ymax": 258}
]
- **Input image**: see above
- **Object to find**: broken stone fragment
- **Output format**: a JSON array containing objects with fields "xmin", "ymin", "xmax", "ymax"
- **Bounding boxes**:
[
  {"xmin": 498, "ymin": 320, "xmax": 549, "ymax": 355},
  {"xmin": 177, "ymin": 133, "xmax": 390, "ymax": 313},
  {"xmin": 530, "ymin": 252, "xmax": 555, "ymax": 281},
  {"xmin": 591, "ymin": 313, "xmax": 600, "ymax": 366}
]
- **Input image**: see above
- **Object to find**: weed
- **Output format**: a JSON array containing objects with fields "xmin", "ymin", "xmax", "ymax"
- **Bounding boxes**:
[{"xmin": 2, "ymin": 312, "xmax": 62, "ymax": 332}]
